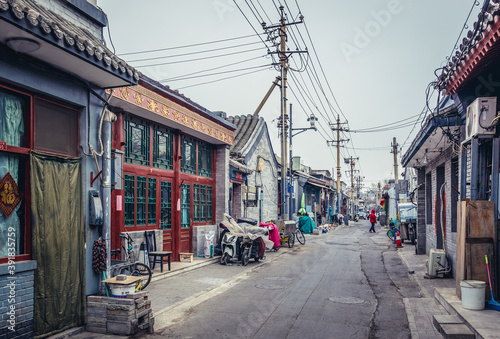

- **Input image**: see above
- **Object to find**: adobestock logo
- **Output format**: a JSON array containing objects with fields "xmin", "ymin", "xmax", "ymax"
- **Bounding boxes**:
[
  {"xmin": 340, "ymin": 0, "xmax": 406, "ymax": 63},
  {"xmin": 213, "ymin": 0, "xmax": 245, "ymax": 21}
]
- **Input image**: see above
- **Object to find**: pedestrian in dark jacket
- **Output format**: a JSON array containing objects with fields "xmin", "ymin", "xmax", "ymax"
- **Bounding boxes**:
[{"xmin": 369, "ymin": 209, "xmax": 376, "ymax": 233}]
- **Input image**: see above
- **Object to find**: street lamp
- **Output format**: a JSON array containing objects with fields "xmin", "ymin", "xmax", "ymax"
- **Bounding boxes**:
[
  {"xmin": 289, "ymin": 106, "xmax": 319, "ymax": 219},
  {"xmin": 292, "ymin": 113, "xmax": 318, "ymax": 137}
]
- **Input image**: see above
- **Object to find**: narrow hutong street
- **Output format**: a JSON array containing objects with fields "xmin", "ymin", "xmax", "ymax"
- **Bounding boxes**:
[
  {"xmin": 127, "ymin": 220, "xmax": 453, "ymax": 339},
  {"xmin": 3, "ymin": 2, "xmax": 500, "ymax": 338}
]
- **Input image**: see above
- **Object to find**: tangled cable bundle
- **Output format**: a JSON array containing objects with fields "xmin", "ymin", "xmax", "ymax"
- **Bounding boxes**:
[{"xmin": 92, "ymin": 238, "xmax": 107, "ymax": 274}]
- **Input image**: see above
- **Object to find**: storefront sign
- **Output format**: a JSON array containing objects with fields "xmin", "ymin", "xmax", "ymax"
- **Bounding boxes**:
[
  {"xmin": 0, "ymin": 172, "xmax": 21, "ymax": 218},
  {"xmin": 108, "ymin": 86, "xmax": 234, "ymax": 145}
]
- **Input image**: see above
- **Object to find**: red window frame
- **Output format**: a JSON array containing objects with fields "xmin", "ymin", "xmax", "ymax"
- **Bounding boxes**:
[{"xmin": 0, "ymin": 83, "xmax": 81, "ymax": 264}]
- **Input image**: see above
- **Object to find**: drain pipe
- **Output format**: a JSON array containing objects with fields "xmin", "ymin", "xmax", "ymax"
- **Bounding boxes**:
[{"xmin": 102, "ymin": 109, "xmax": 116, "ymax": 281}]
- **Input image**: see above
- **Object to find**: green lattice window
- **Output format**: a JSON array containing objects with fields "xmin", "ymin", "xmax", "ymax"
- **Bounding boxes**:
[
  {"xmin": 193, "ymin": 184, "xmax": 200, "ymax": 222},
  {"xmin": 181, "ymin": 183, "xmax": 190, "ymax": 228},
  {"xmin": 198, "ymin": 142, "xmax": 212, "ymax": 177},
  {"xmin": 124, "ymin": 174, "xmax": 135, "ymax": 226},
  {"xmin": 161, "ymin": 181, "xmax": 172, "ymax": 230},
  {"xmin": 200, "ymin": 185, "xmax": 206, "ymax": 221},
  {"xmin": 181, "ymin": 135, "xmax": 196, "ymax": 175},
  {"xmin": 136, "ymin": 176, "xmax": 146, "ymax": 225},
  {"xmin": 153, "ymin": 127, "xmax": 173, "ymax": 170},
  {"xmin": 125, "ymin": 117, "xmax": 150, "ymax": 166},
  {"xmin": 207, "ymin": 185, "xmax": 212, "ymax": 221},
  {"xmin": 148, "ymin": 178, "xmax": 156, "ymax": 225}
]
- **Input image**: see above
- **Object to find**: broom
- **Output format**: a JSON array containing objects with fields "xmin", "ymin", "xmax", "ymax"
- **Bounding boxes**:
[{"xmin": 485, "ymin": 255, "xmax": 500, "ymax": 311}]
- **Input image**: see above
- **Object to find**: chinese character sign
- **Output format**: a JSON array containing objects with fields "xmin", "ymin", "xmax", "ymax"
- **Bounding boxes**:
[{"xmin": 0, "ymin": 172, "xmax": 20, "ymax": 218}]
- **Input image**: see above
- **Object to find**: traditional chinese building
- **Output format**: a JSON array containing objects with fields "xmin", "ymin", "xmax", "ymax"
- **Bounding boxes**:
[
  {"xmin": 108, "ymin": 75, "xmax": 235, "ymax": 261},
  {"xmin": 0, "ymin": 0, "xmax": 138, "ymax": 337}
]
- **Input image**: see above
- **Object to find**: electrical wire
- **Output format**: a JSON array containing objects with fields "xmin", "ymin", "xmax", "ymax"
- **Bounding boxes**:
[
  {"xmin": 127, "ymin": 41, "xmax": 263, "ymax": 63},
  {"xmin": 135, "ymin": 46, "xmax": 264, "ymax": 68},
  {"xmin": 118, "ymin": 33, "xmax": 265, "ymax": 56},
  {"xmin": 158, "ymin": 55, "xmax": 266, "ymax": 82},
  {"xmin": 233, "ymin": 0, "xmax": 273, "ymax": 49},
  {"xmin": 160, "ymin": 64, "xmax": 272, "ymax": 82},
  {"xmin": 176, "ymin": 67, "xmax": 271, "ymax": 90}
]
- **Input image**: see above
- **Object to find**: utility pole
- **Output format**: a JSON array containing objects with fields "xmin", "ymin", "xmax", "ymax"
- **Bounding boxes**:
[
  {"xmin": 328, "ymin": 116, "xmax": 349, "ymax": 217},
  {"xmin": 391, "ymin": 137, "xmax": 400, "ymax": 221},
  {"xmin": 264, "ymin": 6, "xmax": 305, "ymax": 220},
  {"xmin": 345, "ymin": 157, "xmax": 359, "ymax": 219}
]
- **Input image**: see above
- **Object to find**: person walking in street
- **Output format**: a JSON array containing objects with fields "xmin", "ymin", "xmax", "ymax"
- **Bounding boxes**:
[{"xmin": 369, "ymin": 209, "xmax": 376, "ymax": 233}]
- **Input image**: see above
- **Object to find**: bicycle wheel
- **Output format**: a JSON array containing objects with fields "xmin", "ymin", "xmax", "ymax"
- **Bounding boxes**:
[
  {"xmin": 132, "ymin": 262, "xmax": 152, "ymax": 290},
  {"xmin": 287, "ymin": 233, "xmax": 295, "ymax": 248},
  {"xmin": 295, "ymin": 230, "xmax": 306, "ymax": 245},
  {"xmin": 386, "ymin": 229, "xmax": 394, "ymax": 241}
]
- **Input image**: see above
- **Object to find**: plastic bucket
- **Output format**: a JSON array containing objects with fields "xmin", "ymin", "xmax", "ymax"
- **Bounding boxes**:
[
  {"xmin": 460, "ymin": 280, "xmax": 486, "ymax": 310},
  {"xmin": 109, "ymin": 283, "xmax": 135, "ymax": 298}
]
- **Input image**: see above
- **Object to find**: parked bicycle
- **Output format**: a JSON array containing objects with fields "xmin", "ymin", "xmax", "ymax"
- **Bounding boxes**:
[
  {"xmin": 386, "ymin": 222, "xmax": 398, "ymax": 243},
  {"xmin": 295, "ymin": 222, "xmax": 306, "ymax": 245},
  {"xmin": 109, "ymin": 233, "xmax": 152, "ymax": 290}
]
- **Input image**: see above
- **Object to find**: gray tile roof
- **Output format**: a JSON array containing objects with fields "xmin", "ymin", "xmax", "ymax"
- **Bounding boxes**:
[
  {"xmin": 437, "ymin": 2, "xmax": 500, "ymax": 93},
  {"xmin": 0, "ymin": 0, "xmax": 139, "ymax": 82},
  {"xmin": 226, "ymin": 114, "xmax": 261, "ymax": 157}
]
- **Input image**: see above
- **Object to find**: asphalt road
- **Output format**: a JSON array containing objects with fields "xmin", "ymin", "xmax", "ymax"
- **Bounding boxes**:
[{"xmin": 147, "ymin": 221, "xmax": 420, "ymax": 339}]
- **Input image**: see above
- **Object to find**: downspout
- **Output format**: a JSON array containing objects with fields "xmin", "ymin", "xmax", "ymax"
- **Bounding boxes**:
[{"xmin": 102, "ymin": 109, "xmax": 116, "ymax": 281}]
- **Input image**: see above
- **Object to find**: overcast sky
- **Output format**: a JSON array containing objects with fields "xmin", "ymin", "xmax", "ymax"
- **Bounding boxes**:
[{"xmin": 98, "ymin": 0, "xmax": 479, "ymax": 190}]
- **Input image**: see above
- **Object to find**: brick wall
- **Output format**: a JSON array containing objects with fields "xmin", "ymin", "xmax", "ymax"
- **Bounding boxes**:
[
  {"xmin": 232, "ymin": 184, "xmax": 242, "ymax": 220},
  {"xmin": 416, "ymin": 168, "xmax": 426, "ymax": 254},
  {"xmin": 422, "ymin": 147, "xmax": 458, "ymax": 277},
  {"xmin": 36, "ymin": 0, "xmax": 104, "ymax": 39},
  {"xmin": 215, "ymin": 146, "xmax": 230, "ymax": 222},
  {"xmin": 245, "ymin": 133, "xmax": 278, "ymax": 222},
  {"xmin": 0, "ymin": 261, "xmax": 36, "ymax": 338}
]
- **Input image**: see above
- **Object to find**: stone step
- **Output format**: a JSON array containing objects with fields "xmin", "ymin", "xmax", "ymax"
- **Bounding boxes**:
[{"xmin": 433, "ymin": 315, "xmax": 475, "ymax": 339}]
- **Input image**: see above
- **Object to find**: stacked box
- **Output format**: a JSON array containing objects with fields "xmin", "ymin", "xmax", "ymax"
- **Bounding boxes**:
[{"xmin": 86, "ymin": 292, "xmax": 154, "ymax": 335}]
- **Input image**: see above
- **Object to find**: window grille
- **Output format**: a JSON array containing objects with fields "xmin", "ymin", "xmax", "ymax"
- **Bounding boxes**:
[{"xmin": 160, "ymin": 181, "xmax": 172, "ymax": 230}]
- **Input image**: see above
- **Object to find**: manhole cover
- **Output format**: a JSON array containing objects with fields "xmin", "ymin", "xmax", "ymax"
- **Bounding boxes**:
[
  {"xmin": 264, "ymin": 277, "xmax": 294, "ymax": 281},
  {"xmin": 328, "ymin": 296, "xmax": 365, "ymax": 304},
  {"xmin": 255, "ymin": 284, "xmax": 286, "ymax": 290}
]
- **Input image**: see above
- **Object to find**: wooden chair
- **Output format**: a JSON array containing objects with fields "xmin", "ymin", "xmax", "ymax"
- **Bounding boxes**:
[{"xmin": 144, "ymin": 231, "xmax": 171, "ymax": 272}]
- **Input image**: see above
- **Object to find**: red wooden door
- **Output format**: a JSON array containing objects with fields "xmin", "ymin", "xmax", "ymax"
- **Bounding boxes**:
[
  {"xmin": 160, "ymin": 179, "xmax": 174, "ymax": 252},
  {"xmin": 179, "ymin": 182, "xmax": 192, "ymax": 253}
]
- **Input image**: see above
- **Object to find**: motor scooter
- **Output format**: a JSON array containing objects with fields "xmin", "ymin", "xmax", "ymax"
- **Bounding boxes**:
[
  {"xmin": 240, "ymin": 226, "xmax": 269, "ymax": 265},
  {"xmin": 219, "ymin": 214, "xmax": 245, "ymax": 265},
  {"xmin": 219, "ymin": 214, "xmax": 273, "ymax": 265}
]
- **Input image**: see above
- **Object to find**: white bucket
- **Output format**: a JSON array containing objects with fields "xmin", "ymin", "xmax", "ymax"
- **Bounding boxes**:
[
  {"xmin": 109, "ymin": 284, "xmax": 135, "ymax": 298},
  {"xmin": 460, "ymin": 280, "xmax": 486, "ymax": 310}
]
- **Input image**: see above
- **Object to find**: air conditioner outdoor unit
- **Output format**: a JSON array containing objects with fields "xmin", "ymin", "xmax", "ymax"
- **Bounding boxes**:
[
  {"xmin": 428, "ymin": 248, "xmax": 448, "ymax": 278},
  {"xmin": 465, "ymin": 97, "xmax": 497, "ymax": 139}
]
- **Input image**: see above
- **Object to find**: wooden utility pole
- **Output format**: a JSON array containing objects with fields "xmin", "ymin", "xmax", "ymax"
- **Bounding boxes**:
[
  {"xmin": 345, "ymin": 157, "xmax": 359, "ymax": 218},
  {"xmin": 391, "ymin": 137, "xmax": 399, "ymax": 220},
  {"xmin": 328, "ymin": 116, "xmax": 349, "ymax": 215},
  {"xmin": 279, "ymin": 6, "xmax": 288, "ymax": 220},
  {"xmin": 264, "ymin": 6, "xmax": 305, "ymax": 220},
  {"xmin": 392, "ymin": 137, "xmax": 399, "ymax": 184}
]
